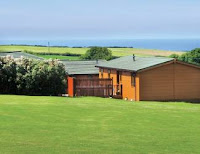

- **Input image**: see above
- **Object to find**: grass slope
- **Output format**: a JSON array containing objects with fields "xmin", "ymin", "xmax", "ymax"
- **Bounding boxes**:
[
  {"xmin": 0, "ymin": 45, "xmax": 184, "ymax": 57},
  {"xmin": 0, "ymin": 95, "xmax": 200, "ymax": 153}
]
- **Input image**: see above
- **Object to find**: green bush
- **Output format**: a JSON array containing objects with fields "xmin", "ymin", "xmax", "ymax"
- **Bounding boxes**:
[
  {"xmin": 169, "ymin": 48, "xmax": 200, "ymax": 66},
  {"xmin": 81, "ymin": 47, "xmax": 112, "ymax": 60},
  {"xmin": 0, "ymin": 57, "xmax": 17, "ymax": 94},
  {"xmin": 0, "ymin": 57, "xmax": 67, "ymax": 96}
]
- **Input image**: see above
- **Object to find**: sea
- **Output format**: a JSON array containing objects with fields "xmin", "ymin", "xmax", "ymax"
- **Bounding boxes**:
[{"xmin": 1, "ymin": 39, "xmax": 200, "ymax": 51}]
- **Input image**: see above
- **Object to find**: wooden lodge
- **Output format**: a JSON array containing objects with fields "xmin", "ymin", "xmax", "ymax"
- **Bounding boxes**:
[
  {"xmin": 66, "ymin": 55, "xmax": 200, "ymax": 101},
  {"xmin": 96, "ymin": 55, "xmax": 200, "ymax": 101}
]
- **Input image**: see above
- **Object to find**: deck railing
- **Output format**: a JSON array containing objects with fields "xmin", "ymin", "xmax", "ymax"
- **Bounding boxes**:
[{"xmin": 113, "ymin": 84, "xmax": 123, "ymax": 96}]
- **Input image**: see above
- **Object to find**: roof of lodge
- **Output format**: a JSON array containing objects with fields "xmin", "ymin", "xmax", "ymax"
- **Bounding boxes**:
[
  {"xmin": 61, "ymin": 60, "xmax": 106, "ymax": 75},
  {"xmin": 96, "ymin": 56, "xmax": 174, "ymax": 72},
  {"xmin": 0, "ymin": 51, "xmax": 43, "ymax": 60}
]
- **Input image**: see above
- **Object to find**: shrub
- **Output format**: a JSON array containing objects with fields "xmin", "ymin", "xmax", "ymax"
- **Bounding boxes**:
[
  {"xmin": 0, "ymin": 57, "xmax": 17, "ymax": 94},
  {"xmin": 0, "ymin": 57, "xmax": 67, "ymax": 96},
  {"xmin": 81, "ymin": 47, "xmax": 112, "ymax": 60},
  {"xmin": 169, "ymin": 48, "xmax": 200, "ymax": 66}
]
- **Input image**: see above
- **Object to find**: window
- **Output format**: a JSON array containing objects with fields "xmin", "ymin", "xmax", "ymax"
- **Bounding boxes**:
[
  {"xmin": 108, "ymin": 69, "xmax": 111, "ymax": 78},
  {"xmin": 131, "ymin": 73, "xmax": 136, "ymax": 87},
  {"xmin": 101, "ymin": 69, "xmax": 103, "ymax": 78},
  {"xmin": 117, "ymin": 71, "xmax": 122, "ymax": 84}
]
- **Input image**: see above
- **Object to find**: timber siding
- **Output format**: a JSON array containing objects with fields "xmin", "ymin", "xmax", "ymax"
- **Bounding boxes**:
[
  {"xmin": 139, "ymin": 63, "xmax": 174, "ymax": 101},
  {"xmin": 174, "ymin": 63, "xmax": 200, "ymax": 100},
  {"xmin": 139, "ymin": 62, "xmax": 200, "ymax": 101}
]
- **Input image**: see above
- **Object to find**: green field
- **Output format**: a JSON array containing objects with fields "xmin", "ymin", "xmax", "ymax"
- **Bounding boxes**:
[
  {"xmin": 0, "ymin": 95, "xmax": 200, "ymax": 153},
  {"xmin": 37, "ymin": 54, "xmax": 80, "ymax": 60},
  {"xmin": 0, "ymin": 45, "xmax": 184, "ymax": 57}
]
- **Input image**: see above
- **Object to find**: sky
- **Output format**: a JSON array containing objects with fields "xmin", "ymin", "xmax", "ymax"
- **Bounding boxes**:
[{"xmin": 0, "ymin": 0, "xmax": 200, "ymax": 40}]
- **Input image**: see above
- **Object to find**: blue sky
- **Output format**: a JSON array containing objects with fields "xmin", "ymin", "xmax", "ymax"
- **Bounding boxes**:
[{"xmin": 0, "ymin": 0, "xmax": 200, "ymax": 40}]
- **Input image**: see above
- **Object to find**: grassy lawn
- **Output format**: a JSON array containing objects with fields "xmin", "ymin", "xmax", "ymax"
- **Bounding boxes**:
[
  {"xmin": 0, "ymin": 95, "xmax": 200, "ymax": 153},
  {"xmin": 37, "ymin": 54, "xmax": 80, "ymax": 60},
  {"xmin": 0, "ymin": 45, "xmax": 184, "ymax": 57}
]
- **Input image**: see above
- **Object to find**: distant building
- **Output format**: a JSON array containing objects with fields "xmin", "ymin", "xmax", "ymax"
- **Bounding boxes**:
[{"xmin": 62, "ymin": 60, "xmax": 106, "ymax": 80}]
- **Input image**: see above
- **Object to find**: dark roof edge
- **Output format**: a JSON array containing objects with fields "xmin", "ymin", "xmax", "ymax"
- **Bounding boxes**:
[
  {"xmin": 96, "ymin": 59, "xmax": 175, "ymax": 73},
  {"xmin": 137, "ymin": 59, "xmax": 174, "ymax": 73},
  {"xmin": 96, "ymin": 65, "xmax": 136, "ymax": 73},
  {"xmin": 67, "ymin": 73, "xmax": 99, "ymax": 75},
  {"xmin": 176, "ymin": 60, "xmax": 200, "ymax": 69}
]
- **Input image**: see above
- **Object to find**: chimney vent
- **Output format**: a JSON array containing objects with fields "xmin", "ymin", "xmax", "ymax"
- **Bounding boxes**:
[
  {"xmin": 133, "ymin": 54, "xmax": 135, "ymax": 61},
  {"xmin": 96, "ymin": 59, "xmax": 98, "ymax": 64}
]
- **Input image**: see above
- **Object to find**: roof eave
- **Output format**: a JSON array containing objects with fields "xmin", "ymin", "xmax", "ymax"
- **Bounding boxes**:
[
  {"xmin": 96, "ymin": 59, "xmax": 175, "ymax": 73},
  {"xmin": 96, "ymin": 65, "xmax": 136, "ymax": 73}
]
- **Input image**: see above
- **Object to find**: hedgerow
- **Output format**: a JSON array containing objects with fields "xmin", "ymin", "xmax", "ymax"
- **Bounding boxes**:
[{"xmin": 0, "ymin": 56, "xmax": 67, "ymax": 96}]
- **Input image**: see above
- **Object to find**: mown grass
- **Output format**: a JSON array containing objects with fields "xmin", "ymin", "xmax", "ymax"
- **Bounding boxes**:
[
  {"xmin": 0, "ymin": 45, "xmax": 184, "ymax": 57},
  {"xmin": 0, "ymin": 95, "xmax": 200, "ymax": 154}
]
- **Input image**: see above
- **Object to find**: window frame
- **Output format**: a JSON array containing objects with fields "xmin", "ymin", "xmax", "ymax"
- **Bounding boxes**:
[
  {"xmin": 101, "ymin": 68, "xmax": 104, "ymax": 78},
  {"xmin": 108, "ymin": 69, "xmax": 111, "ymax": 78},
  {"xmin": 131, "ymin": 72, "xmax": 136, "ymax": 87}
]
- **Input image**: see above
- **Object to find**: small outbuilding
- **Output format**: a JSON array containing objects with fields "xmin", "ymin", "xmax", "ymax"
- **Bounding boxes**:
[
  {"xmin": 62, "ymin": 60, "xmax": 108, "ymax": 96},
  {"xmin": 96, "ymin": 55, "xmax": 200, "ymax": 101},
  {"xmin": 62, "ymin": 60, "xmax": 106, "ymax": 80}
]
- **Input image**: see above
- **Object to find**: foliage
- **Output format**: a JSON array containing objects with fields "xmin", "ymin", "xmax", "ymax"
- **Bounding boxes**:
[
  {"xmin": 81, "ymin": 47, "xmax": 113, "ymax": 60},
  {"xmin": 169, "ymin": 53, "xmax": 179, "ymax": 59},
  {"xmin": 0, "ymin": 57, "xmax": 67, "ymax": 95},
  {"xmin": 37, "ymin": 54, "xmax": 80, "ymax": 60},
  {"xmin": 0, "ymin": 57, "xmax": 17, "ymax": 94},
  {"xmin": 169, "ymin": 48, "xmax": 200, "ymax": 65},
  {"xmin": 23, "ymin": 50, "xmax": 81, "ymax": 56}
]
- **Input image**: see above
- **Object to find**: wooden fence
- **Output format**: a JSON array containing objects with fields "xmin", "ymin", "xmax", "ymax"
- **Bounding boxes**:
[{"xmin": 74, "ymin": 78, "xmax": 113, "ymax": 97}]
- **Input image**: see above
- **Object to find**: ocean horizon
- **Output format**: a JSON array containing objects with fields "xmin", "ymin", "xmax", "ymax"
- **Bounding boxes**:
[{"xmin": 0, "ymin": 39, "xmax": 200, "ymax": 51}]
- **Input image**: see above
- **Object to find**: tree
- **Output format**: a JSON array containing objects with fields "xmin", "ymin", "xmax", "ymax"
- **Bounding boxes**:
[
  {"xmin": 81, "ymin": 47, "xmax": 112, "ymax": 60},
  {"xmin": 169, "ymin": 48, "xmax": 200, "ymax": 66}
]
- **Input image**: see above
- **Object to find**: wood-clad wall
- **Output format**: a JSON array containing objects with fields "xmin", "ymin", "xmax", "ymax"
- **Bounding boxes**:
[
  {"xmin": 174, "ymin": 63, "xmax": 200, "ymax": 100},
  {"xmin": 139, "ymin": 62, "xmax": 200, "ymax": 101},
  {"xmin": 139, "ymin": 64, "xmax": 174, "ymax": 101}
]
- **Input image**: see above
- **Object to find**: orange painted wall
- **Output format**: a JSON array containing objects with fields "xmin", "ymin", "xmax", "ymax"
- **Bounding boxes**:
[
  {"xmin": 121, "ymin": 71, "xmax": 136, "ymax": 100},
  {"xmin": 68, "ymin": 77, "xmax": 74, "ymax": 97},
  {"xmin": 99, "ymin": 68, "xmax": 137, "ymax": 101}
]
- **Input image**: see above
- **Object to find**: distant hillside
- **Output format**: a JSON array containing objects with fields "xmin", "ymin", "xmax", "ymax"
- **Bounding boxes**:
[{"xmin": 0, "ymin": 45, "xmax": 184, "ymax": 57}]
